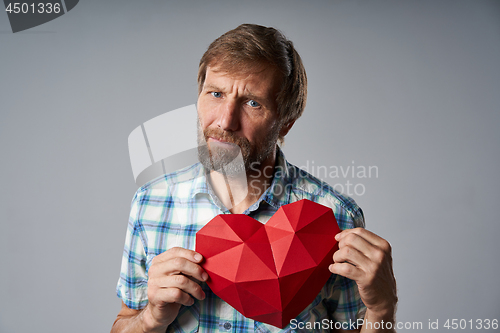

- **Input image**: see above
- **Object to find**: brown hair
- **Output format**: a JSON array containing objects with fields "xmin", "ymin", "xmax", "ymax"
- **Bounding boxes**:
[{"xmin": 198, "ymin": 24, "xmax": 307, "ymax": 142}]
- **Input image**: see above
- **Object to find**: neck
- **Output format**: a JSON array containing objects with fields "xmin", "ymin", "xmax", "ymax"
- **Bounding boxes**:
[{"xmin": 209, "ymin": 149, "xmax": 277, "ymax": 214}]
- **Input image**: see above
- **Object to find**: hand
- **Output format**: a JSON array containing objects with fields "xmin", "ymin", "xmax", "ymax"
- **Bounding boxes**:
[
  {"xmin": 142, "ymin": 247, "xmax": 208, "ymax": 332},
  {"xmin": 329, "ymin": 228, "xmax": 397, "ymax": 319}
]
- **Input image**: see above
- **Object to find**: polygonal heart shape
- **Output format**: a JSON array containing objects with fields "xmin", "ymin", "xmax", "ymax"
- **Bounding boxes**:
[{"xmin": 195, "ymin": 199, "xmax": 341, "ymax": 328}]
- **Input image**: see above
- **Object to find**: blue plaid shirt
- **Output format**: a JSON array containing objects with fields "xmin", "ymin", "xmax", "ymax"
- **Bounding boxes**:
[{"xmin": 117, "ymin": 148, "xmax": 366, "ymax": 332}]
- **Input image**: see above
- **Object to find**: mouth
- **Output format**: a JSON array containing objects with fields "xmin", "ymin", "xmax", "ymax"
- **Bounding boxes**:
[{"xmin": 208, "ymin": 136, "xmax": 238, "ymax": 146}]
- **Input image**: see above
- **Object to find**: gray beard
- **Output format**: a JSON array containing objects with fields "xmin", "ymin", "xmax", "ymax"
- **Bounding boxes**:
[{"xmin": 197, "ymin": 140, "xmax": 246, "ymax": 177}]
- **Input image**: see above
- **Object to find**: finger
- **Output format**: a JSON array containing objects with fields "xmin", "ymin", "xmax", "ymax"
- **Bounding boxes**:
[
  {"xmin": 152, "ymin": 247, "xmax": 204, "ymax": 264},
  {"xmin": 337, "ymin": 231, "xmax": 376, "ymax": 261},
  {"xmin": 337, "ymin": 230, "xmax": 392, "ymax": 266},
  {"xmin": 329, "ymin": 262, "xmax": 364, "ymax": 281},
  {"xmin": 154, "ymin": 287, "xmax": 197, "ymax": 307},
  {"xmin": 336, "ymin": 228, "xmax": 391, "ymax": 253},
  {"xmin": 333, "ymin": 244, "xmax": 370, "ymax": 269},
  {"xmin": 153, "ymin": 257, "xmax": 208, "ymax": 283},
  {"xmin": 162, "ymin": 274, "xmax": 206, "ymax": 301}
]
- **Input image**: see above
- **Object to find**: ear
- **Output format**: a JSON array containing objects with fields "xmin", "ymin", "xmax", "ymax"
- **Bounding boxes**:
[{"xmin": 279, "ymin": 120, "xmax": 296, "ymax": 138}]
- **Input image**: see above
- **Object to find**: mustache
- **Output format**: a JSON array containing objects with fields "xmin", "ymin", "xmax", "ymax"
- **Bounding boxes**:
[{"xmin": 204, "ymin": 127, "xmax": 250, "ymax": 148}]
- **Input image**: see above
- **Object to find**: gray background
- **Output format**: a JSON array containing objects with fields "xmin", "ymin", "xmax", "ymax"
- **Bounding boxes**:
[{"xmin": 1, "ymin": 0, "xmax": 499, "ymax": 332}]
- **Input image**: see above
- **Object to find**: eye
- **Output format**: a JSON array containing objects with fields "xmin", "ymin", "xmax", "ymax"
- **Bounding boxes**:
[
  {"xmin": 246, "ymin": 100, "xmax": 260, "ymax": 108},
  {"xmin": 211, "ymin": 92, "xmax": 222, "ymax": 98}
]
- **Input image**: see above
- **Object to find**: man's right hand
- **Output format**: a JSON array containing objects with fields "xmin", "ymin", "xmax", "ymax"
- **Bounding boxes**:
[
  {"xmin": 144, "ymin": 247, "xmax": 208, "ymax": 331},
  {"xmin": 111, "ymin": 247, "xmax": 208, "ymax": 333}
]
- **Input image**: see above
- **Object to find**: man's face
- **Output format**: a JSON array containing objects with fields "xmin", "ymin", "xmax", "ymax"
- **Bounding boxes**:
[{"xmin": 197, "ymin": 64, "xmax": 283, "ymax": 176}]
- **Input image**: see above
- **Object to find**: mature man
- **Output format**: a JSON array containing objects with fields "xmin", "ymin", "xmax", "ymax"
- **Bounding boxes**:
[{"xmin": 112, "ymin": 24, "xmax": 397, "ymax": 333}]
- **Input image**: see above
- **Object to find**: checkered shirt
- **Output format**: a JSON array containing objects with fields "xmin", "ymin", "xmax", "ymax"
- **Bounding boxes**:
[{"xmin": 116, "ymin": 148, "xmax": 366, "ymax": 332}]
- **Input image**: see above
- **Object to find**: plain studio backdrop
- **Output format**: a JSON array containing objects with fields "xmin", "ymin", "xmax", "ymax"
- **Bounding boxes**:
[{"xmin": 1, "ymin": 0, "xmax": 499, "ymax": 332}]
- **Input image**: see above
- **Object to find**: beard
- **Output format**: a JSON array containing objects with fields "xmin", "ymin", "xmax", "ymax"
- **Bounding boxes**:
[{"xmin": 197, "ymin": 119, "xmax": 280, "ymax": 177}]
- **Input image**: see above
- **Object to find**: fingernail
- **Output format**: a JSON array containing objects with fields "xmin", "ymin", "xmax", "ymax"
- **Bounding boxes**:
[
  {"xmin": 335, "ymin": 233, "xmax": 340, "ymax": 241},
  {"xmin": 188, "ymin": 298, "xmax": 195, "ymax": 306},
  {"xmin": 329, "ymin": 264, "xmax": 334, "ymax": 272},
  {"xmin": 202, "ymin": 272, "xmax": 208, "ymax": 281},
  {"xmin": 194, "ymin": 253, "xmax": 202, "ymax": 262}
]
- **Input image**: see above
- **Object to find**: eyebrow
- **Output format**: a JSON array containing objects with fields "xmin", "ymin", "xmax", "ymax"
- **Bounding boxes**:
[
  {"xmin": 203, "ymin": 84, "xmax": 225, "ymax": 92},
  {"xmin": 203, "ymin": 83, "xmax": 272, "ymax": 105}
]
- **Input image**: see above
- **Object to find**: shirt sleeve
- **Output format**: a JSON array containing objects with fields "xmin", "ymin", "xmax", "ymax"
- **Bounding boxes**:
[
  {"xmin": 323, "ymin": 274, "xmax": 367, "ymax": 327},
  {"xmin": 116, "ymin": 190, "xmax": 149, "ymax": 310},
  {"xmin": 321, "ymin": 194, "xmax": 367, "ymax": 327}
]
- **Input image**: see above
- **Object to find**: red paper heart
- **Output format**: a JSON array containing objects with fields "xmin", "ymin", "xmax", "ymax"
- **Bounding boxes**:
[{"xmin": 195, "ymin": 199, "xmax": 340, "ymax": 328}]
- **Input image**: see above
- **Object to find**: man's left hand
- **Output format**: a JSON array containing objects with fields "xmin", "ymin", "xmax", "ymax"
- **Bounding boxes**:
[{"xmin": 329, "ymin": 228, "xmax": 398, "ymax": 319}]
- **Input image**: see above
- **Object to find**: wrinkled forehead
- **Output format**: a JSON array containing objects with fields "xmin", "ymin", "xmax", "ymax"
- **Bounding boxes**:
[
  {"xmin": 205, "ymin": 59, "xmax": 284, "ymax": 98},
  {"xmin": 205, "ymin": 64, "xmax": 281, "ymax": 96},
  {"xmin": 208, "ymin": 59, "xmax": 281, "ymax": 81}
]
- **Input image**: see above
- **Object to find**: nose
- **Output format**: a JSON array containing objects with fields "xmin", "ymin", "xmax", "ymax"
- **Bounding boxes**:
[{"xmin": 217, "ymin": 99, "xmax": 240, "ymax": 132}]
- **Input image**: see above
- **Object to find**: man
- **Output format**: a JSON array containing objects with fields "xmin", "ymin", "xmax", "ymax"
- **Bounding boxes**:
[{"xmin": 112, "ymin": 24, "xmax": 397, "ymax": 333}]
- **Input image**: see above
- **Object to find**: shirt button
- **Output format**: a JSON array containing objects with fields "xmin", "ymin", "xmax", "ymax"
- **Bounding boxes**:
[{"xmin": 223, "ymin": 322, "xmax": 232, "ymax": 330}]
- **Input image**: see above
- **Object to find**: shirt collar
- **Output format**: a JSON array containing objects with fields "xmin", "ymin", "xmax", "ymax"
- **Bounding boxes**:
[
  {"xmin": 189, "ymin": 163, "xmax": 210, "ymax": 197},
  {"xmin": 189, "ymin": 146, "xmax": 292, "ymax": 211},
  {"xmin": 260, "ymin": 146, "xmax": 291, "ymax": 209}
]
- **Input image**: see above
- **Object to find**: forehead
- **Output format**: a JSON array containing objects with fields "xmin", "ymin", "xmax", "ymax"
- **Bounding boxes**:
[{"xmin": 204, "ymin": 65, "xmax": 282, "ymax": 104}]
